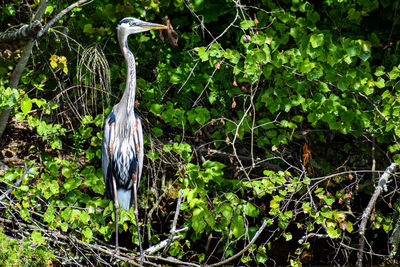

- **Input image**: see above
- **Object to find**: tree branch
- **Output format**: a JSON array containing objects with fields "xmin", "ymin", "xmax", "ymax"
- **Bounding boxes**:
[
  {"xmin": 0, "ymin": 0, "xmax": 90, "ymax": 139},
  {"xmin": 0, "ymin": 163, "xmax": 35, "ymax": 201},
  {"xmin": 37, "ymin": 0, "xmax": 91, "ymax": 38},
  {"xmin": 0, "ymin": 21, "xmax": 42, "ymax": 43},
  {"xmin": 0, "ymin": 0, "xmax": 48, "ymax": 139},
  {"xmin": 162, "ymin": 189, "xmax": 186, "ymax": 255},
  {"xmin": 209, "ymin": 219, "xmax": 268, "ymax": 267},
  {"xmin": 357, "ymin": 163, "xmax": 398, "ymax": 267}
]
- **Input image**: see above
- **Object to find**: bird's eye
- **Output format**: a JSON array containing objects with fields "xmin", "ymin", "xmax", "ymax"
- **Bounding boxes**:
[{"xmin": 129, "ymin": 21, "xmax": 135, "ymax": 26}]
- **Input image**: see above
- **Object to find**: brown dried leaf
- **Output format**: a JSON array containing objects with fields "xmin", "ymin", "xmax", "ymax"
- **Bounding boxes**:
[
  {"xmin": 254, "ymin": 14, "xmax": 259, "ymax": 25},
  {"xmin": 161, "ymin": 16, "xmax": 178, "ymax": 47},
  {"xmin": 232, "ymin": 99, "xmax": 237, "ymax": 109}
]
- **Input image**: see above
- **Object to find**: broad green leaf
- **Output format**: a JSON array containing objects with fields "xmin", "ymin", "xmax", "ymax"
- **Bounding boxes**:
[
  {"xmin": 245, "ymin": 202, "xmax": 260, "ymax": 217},
  {"xmin": 21, "ymin": 95, "xmax": 32, "ymax": 115},
  {"xmin": 232, "ymin": 214, "xmax": 245, "ymax": 238},
  {"xmin": 310, "ymin": 33, "xmax": 324, "ymax": 48},
  {"xmin": 327, "ymin": 226, "xmax": 341, "ymax": 239},
  {"xmin": 31, "ymin": 231, "xmax": 45, "ymax": 245},
  {"xmin": 83, "ymin": 228, "xmax": 93, "ymax": 240}
]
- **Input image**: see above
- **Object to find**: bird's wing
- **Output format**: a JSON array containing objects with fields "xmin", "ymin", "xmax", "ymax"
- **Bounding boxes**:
[
  {"xmin": 101, "ymin": 111, "xmax": 116, "ymax": 200},
  {"xmin": 135, "ymin": 114, "xmax": 144, "ymax": 186}
]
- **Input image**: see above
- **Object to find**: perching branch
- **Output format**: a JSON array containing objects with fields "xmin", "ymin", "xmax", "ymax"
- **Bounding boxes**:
[
  {"xmin": 0, "ymin": 163, "xmax": 35, "ymax": 202},
  {"xmin": 0, "ymin": 20, "xmax": 42, "ymax": 43},
  {"xmin": 357, "ymin": 163, "xmax": 399, "ymax": 267}
]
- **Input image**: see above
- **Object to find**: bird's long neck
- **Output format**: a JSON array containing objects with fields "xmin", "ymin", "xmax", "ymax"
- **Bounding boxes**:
[{"xmin": 119, "ymin": 34, "xmax": 136, "ymax": 114}]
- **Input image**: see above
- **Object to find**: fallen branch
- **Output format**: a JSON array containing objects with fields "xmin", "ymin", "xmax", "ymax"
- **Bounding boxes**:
[
  {"xmin": 0, "ymin": 21, "xmax": 42, "ymax": 43},
  {"xmin": 0, "ymin": 163, "xmax": 35, "ymax": 201},
  {"xmin": 145, "ymin": 235, "xmax": 183, "ymax": 255},
  {"xmin": 357, "ymin": 163, "xmax": 398, "ymax": 267}
]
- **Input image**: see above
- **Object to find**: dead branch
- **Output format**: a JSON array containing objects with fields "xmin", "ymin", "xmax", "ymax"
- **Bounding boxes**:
[
  {"xmin": 162, "ymin": 189, "xmax": 186, "ymax": 255},
  {"xmin": 0, "ymin": 20, "xmax": 42, "ymax": 43},
  {"xmin": 357, "ymin": 163, "xmax": 399, "ymax": 267},
  {"xmin": 145, "ymin": 235, "xmax": 183, "ymax": 255}
]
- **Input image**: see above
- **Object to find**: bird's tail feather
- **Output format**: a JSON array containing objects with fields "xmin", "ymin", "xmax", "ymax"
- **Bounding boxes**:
[{"xmin": 117, "ymin": 188, "xmax": 132, "ymax": 210}]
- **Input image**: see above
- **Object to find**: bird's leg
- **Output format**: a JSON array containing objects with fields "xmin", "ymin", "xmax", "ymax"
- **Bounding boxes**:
[
  {"xmin": 133, "ymin": 177, "xmax": 144, "ymax": 264},
  {"xmin": 112, "ymin": 177, "xmax": 119, "ymax": 252}
]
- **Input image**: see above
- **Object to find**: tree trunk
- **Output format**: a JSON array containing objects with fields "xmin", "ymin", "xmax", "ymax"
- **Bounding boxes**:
[{"xmin": 0, "ymin": 0, "xmax": 48, "ymax": 140}]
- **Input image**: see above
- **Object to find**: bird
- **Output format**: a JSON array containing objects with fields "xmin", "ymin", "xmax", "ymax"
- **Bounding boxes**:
[{"xmin": 101, "ymin": 17, "xmax": 167, "ymax": 262}]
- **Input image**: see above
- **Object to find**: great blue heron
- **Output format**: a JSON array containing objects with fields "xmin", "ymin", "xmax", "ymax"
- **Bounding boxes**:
[{"xmin": 101, "ymin": 17, "xmax": 167, "ymax": 260}]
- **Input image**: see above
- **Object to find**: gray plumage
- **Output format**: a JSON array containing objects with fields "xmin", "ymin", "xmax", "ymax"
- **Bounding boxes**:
[{"xmin": 101, "ymin": 17, "xmax": 166, "ymax": 261}]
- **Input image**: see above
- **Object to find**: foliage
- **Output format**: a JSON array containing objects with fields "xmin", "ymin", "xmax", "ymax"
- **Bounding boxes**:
[
  {"xmin": 0, "ymin": 227, "xmax": 54, "ymax": 266},
  {"xmin": 1, "ymin": 0, "xmax": 400, "ymax": 266}
]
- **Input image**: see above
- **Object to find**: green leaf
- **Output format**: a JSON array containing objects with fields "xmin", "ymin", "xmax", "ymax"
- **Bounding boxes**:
[
  {"xmin": 326, "ymin": 226, "xmax": 341, "ymax": 239},
  {"xmin": 83, "ymin": 24, "xmax": 94, "ymax": 34},
  {"xmin": 232, "ymin": 214, "xmax": 245, "ymax": 238},
  {"xmin": 43, "ymin": 180, "xmax": 59, "ymax": 199},
  {"xmin": 192, "ymin": 211, "xmax": 207, "ymax": 233},
  {"xmin": 62, "ymin": 167, "xmax": 73, "ymax": 178},
  {"xmin": 197, "ymin": 47, "xmax": 209, "ymax": 62},
  {"xmin": 44, "ymin": 205, "xmax": 55, "ymax": 223},
  {"xmin": 283, "ymin": 232, "xmax": 292, "ymax": 241},
  {"xmin": 31, "ymin": 231, "xmax": 45, "ymax": 245},
  {"xmin": 309, "ymin": 33, "xmax": 324, "ymax": 48},
  {"xmin": 240, "ymin": 20, "xmax": 255, "ymax": 30},
  {"xmin": 20, "ymin": 208, "xmax": 30, "ymax": 221},
  {"xmin": 152, "ymin": 127, "xmax": 163, "ymax": 137},
  {"xmin": 324, "ymin": 195, "xmax": 335, "ymax": 206},
  {"xmin": 82, "ymin": 228, "xmax": 93, "ymax": 240},
  {"xmin": 63, "ymin": 177, "xmax": 82, "ymax": 191},
  {"xmin": 375, "ymin": 77, "xmax": 385, "ymax": 88},
  {"xmin": 61, "ymin": 222, "xmax": 68, "ymax": 232},
  {"xmin": 245, "ymin": 202, "xmax": 259, "ymax": 217},
  {"xmin": 21, "ymin": 95, "xmax": 32, "ymax": 115}
]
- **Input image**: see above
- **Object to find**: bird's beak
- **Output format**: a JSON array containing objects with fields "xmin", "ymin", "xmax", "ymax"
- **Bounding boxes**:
[{"xmin": 138, "ymin": 21, "xmax": 167, "ymax": 30}]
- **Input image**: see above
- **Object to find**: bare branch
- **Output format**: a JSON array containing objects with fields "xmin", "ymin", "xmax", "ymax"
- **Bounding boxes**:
[
  {"xmin": 0, "ymin": 21, "xmax": 42, "ymax": 43},
  {"xmin": 209, "ymin": 219, "xmax": 268, "ymax": 267},
  {"xmin": 162, "ymin": 189, "xmax": 186, "ymax": 255},
  {"xmin": 145, "ymin": 235, "xmax": 183, "ymax": 255},
  {"xmin": 37, "ymin": 0, "xmax": 92, "ymax": 38},
  {"xmin": 357, "ymin": 163, "xmax": 399, "ymax": 267}
]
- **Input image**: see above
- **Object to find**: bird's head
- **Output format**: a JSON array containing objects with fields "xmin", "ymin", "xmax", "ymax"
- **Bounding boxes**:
[{"xmin": 117, "ymin": 17, "xmax": 167, "ymax": 36}]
